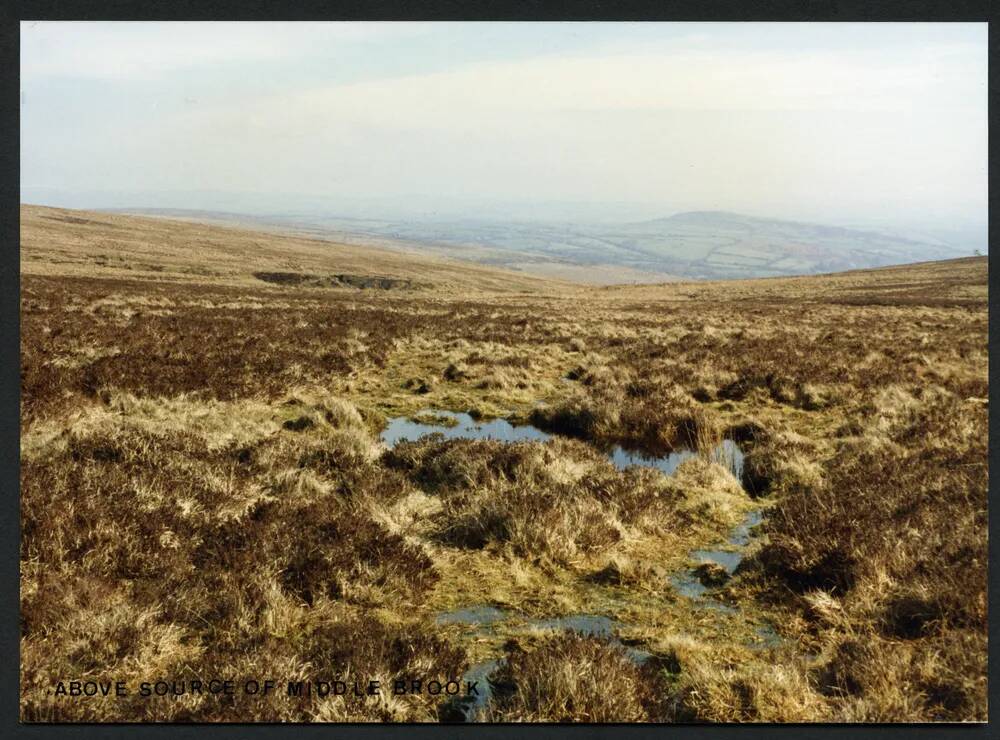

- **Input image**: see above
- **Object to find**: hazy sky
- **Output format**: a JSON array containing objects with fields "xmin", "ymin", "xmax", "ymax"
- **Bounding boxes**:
[{"xmin": 21, "ymin": 22, "xmax": 987, "ymax": 227}]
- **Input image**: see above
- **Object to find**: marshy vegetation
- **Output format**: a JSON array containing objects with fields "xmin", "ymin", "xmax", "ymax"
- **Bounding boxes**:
[{"xmin": 20, "ymin": 206, "xmax": 988, "ymax": 722}]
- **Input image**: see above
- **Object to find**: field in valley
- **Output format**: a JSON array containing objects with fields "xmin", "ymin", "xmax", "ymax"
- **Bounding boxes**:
[{"xmin": 19, "ymin": 205, "xmax": 988, "ymax": 722}]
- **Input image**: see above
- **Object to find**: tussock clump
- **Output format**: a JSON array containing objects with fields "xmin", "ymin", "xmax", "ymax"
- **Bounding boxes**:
[
  {"xmin": 693, "ymin": 562, "xmax": 730, "ymax": 587},
  {"xmin": 441, "ymin": 482, "xmax": 622, "ymax": 563},
  {"xmin": 767, "ymin": 375, "xmax": 799, "ymax": 404},
  {"xmin": 385, "ymin": 437, "xmax": 623, "ymax": 563},
  {"xmin": 484, "ymin": 635, "xmax": 665, "ymax": 722},
  {"xmin": 879, "ymin": 592, "xmax": 949, "ymax": 639},
  {"xmin": 718, "ymin": 373, "xmax": 770, "ymax": 401},
  {"xmin": 861, "ymin": 384, "xmax": 924, "ymax": 433},
  {"xmin": 283, "ymin": 415, "xmax": 315, "ymax": 431},
  {"xmin": 671, "ymin": 659, "xmax": 825, "ymax": 722},
  {"xmin": 740, "ymin": 430, "xmax": 823, "ymax": 498},
  {"xmin": 266, "ymin": 506, "xmax": 436, "ymax": 607},
  {"xmin": 718, "ymin": 373, "xmax": 838, "ymax": 411},
  {"xmin": 584, "ymin": 464, "xmax": 686, "ymax": 531},
  {"xmin": 529, "ymin": 396, "xmax": 611, "ymax": 441},
  {"xmin": 834, "ymin": 419, "xmax": 865, "ymax": 437},
  {"xmin": 726, "ymin": 419, "xmax": 770, "ymax": 447},
  {"xmin": 576, "ymin": 363, "xmax": 617, "ymax": 388},
  {"xmin": 403, "ymin": 377, "xmax": 433, "ymax": 394},
  {"xmin": 474, "ymin": 367, "xmax": 532, "ymax": 391},
  {"xmin": 586, "ymin": 555, "xmax": 666, "ymax": 587},
  {"xmin": 811, "ymin": 631, "xmax": 985, "ymax": 722},
  {"xmin": 384, "ymin": 435, "xmax": 603, "ymax": 494},
  {"xmin": 691, "ymin": 384, "xmax": 717, "ymax": 402},
  {"xmin": 670, "ymin": 457, "xmax": 749, "ymax": 530},
  {"xmin": 755, "ymin": 541, "xmax": 857, "ymax": 595},
  {"xmin": 798, "ymin": 383, "xmax": 834, "ymax": 410},
  {"xmin": 278, "ymin": 392, "xmax": 379, "ymax": 462},
  {"xmin": 442, "ymin": 361, "xmax": 470, "ymax": 381},
  {"xmin": 295, "ymin": 615, "xmax": 467, "ymax": 721},
  {"xmin": 530, "ymin": 379, "xmax": 710, "ymax": 453}
]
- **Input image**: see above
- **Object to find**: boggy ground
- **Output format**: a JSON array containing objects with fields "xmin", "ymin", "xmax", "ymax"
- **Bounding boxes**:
[{"xmin": 20, "ymin": 206, "xmax": 988, "ymax": 722}]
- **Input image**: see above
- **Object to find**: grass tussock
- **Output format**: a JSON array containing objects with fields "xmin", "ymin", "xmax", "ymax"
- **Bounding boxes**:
[
  {"xmin": 529, "ymin": 375, "xmax": 721, "ymax": 454},
  {"xmin": 484, "ymin": 635, "xmax": 668, "ymax": 722}
]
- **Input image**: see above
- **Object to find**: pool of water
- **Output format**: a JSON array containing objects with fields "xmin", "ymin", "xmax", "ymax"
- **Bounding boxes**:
[
  {"xmin": 381, "ymin": 410, "xmax": 744, "ymax": 479},
  {"xmin": 611, "ymin": 437, "xmax": 743, "ymax": 478},
  {"xmin": 754, "ymin": 622, "xmax": 784, "ymax": 649},
  {"xmin": 382, "ymin": 412, "xmax": 550, "ymax": 447},
  {"xmin": 725, "ymin": 509, "xmax": 763, "ymax": 549},
  {"xmin": 530, "ymin": 613, "xmax": 618, "ymax": 637},
  {"xmin": 437, "ymin": 608, "xmax": 624, "ymax": 643},
  {"xmin": 435, "ymin": 606, "xmax": 508, "ymax": 633}
]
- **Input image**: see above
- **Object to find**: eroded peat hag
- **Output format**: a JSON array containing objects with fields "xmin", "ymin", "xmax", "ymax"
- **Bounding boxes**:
[{"xmin": 20, "ymin": 207, "xmax": 988, "ymax": 722}]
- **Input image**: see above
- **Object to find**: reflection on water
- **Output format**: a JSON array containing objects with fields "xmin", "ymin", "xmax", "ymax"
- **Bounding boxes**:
[
  {"xmin": 381, "ymin": 410, "xmax": 744, "ymax": 478},
  {"xmin": 611, "ymin": 438, "xmax": 743, "ymax": 479},
  {"xmin": 382, "ymin": 412, "xmax": 550, "ymax": 447}
]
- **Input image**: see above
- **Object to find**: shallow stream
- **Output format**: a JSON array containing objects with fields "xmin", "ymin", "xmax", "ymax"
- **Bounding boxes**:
[{"xmin": 380, "ymin": 409, "xmax": 776, "ymax": 721}]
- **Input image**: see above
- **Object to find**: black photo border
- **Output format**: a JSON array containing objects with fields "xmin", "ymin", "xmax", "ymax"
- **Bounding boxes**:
[{"xmin": 1, "ymin": 1, "xmax": 994, "ymax": 738}]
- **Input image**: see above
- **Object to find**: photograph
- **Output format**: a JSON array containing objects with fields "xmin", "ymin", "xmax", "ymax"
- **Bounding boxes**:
[{"xmin": 18, "ymin": 19, "xmax": 989, "ymax": 724}]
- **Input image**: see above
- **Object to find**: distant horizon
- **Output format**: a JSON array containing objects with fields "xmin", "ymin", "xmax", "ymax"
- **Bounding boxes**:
[
  {"xmin": 19, "ymin": 194, "xmax": 986, "ymax": 287},
  {"xmin": 19, "ymin": 185, "xmax": 988, "ymax": 254}
]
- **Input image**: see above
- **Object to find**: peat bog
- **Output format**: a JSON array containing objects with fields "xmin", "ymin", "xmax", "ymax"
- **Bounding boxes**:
[{"xmin": 20, "ymin": 207, "xmax": 988, "ymax": 722}]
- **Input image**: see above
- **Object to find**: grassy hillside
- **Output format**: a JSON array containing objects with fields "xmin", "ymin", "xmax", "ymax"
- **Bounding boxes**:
[
  {"xmin": 21, "ymin": 205, "xmax": 567, "ymax": 294},
  {"xmin": 20, "ymin": 207, "xmax": 987, "ymax": 722}
]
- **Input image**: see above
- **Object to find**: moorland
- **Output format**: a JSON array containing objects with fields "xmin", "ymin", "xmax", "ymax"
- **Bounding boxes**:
[{"xmin": 20, "ymin": 204, "xmax": 988, "ymax": 722}]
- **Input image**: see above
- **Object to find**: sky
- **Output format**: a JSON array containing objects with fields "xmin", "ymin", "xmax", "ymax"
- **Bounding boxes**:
[{"xmin": 20, "ymin": 22, "xmax": 988, "ymax": 233}]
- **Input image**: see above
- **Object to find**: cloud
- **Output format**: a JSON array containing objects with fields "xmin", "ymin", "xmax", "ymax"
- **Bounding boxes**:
[
  {"xmin": 19, "ymin": 22, "xmax": 987, "ymax": 224},
  {"xmin": 19, "ymin": 21, "xmax": 431, "ymax": 80},
  {"xmin": 156, "ymin": 39, "xmax": 984, "ymax": 146}
]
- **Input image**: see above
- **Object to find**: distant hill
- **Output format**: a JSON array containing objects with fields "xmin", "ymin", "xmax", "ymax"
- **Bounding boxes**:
[
  {"xmin": 104, "ymin": 207, "xmax": 972, "ymax": 283},
  {"xmin": 600, "ymin": 210, "xmax": 969, "ymax": 279}
]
